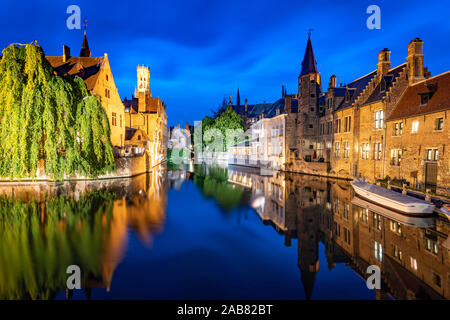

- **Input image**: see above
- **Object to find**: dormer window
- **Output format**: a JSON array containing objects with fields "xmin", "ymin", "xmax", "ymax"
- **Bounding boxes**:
[{"xmin": 420, "ymin": 93, "xmax": 431, "ymax": 105}]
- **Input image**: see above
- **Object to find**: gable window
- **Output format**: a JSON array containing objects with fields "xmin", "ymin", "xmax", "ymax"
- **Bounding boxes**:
[
  {"xmin": 410, "ymin": 257, "xmax": 418, "ymax": 271},
  {"xmin": 394, "ymin": 122, "xmax": 403, "ymax": 136},
  {"xmin": 343, "ymin": 141, "xmax": 349, "ymax": 158},
  {"xmin": 433, "ymin": 273, "xmax": 442, "ymax": 288},
  {"xmin": 393, "ymin": 245, "xmax": 403, "ymax": 261},
  {"xmin": 361, "ymin": 143, "xmax": 370, "ymax": 160},
  {"xmin": 327, "ymin": 122, "xmax": 332, "ymax": 134},
  {"xmin": 334, "ymin": 142, "xmax": 340, "ymax": 158},
  {"xmin": 390, "ymin": 149, "xmax": 402, "ymax": 166},
  {"xmin": 436, "ymin": 118, "xmax": 443, "ymax": 131},
  {"xmin": 344, "ymin": 116, "xmax": 351, "ymax": 132},
  {"xmin": 374, "ymin": 241, "xmax": 383, "ymax": 262},
  {"xmin": 411, "ymin": 120, "xmax": 419, "ymax": 133},
  {"xmin": 111, "ymin": 112, "xmax": 117, "ymax": 126},
  {"xmin": 374, "ymin": 110, "xmax": 384, "ymax": 129},
  {"xmin": 373, "ymin": 142, "xmax": 382, "ymax": 160},
  {"xmin": 335, "ymin": 118, "xmax": 341, "ymax": 133},
  {"xmin": 425, "ymin": 238, "xmax": 438, "ymax": 255},
  {"xmin": 426, "ymin": 149, "xmax": 439, "ymax": 161},
  {"xmin": 319, "ymin": 123, "xmax": 324, "ymax": 135},
  {"xmin": 390, "ymin": 221, "xmax": 402, "ymax": 234},
  {"xmin": 420, "ymin": 93, "xmax": 430, "ymax": 105}
]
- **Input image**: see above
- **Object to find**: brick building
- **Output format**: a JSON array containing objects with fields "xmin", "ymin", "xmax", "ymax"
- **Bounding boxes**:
[
  {"xmin": 123, "ymin": 65, "xmax": 168, "ymax": 165},
  {"xmin": 46, "ymin": 31, "xmax": 125, "ymax": 149},
  {"xmin": 385, "ymin": 71, "xmax": 450, "ymax": 194}
]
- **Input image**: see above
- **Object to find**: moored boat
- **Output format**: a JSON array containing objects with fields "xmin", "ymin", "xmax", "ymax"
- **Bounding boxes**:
[
  {"xmin": 350, "ymin": 179, "xmax": 435, "ymax": 215},
  {"xmin": 351, "ymin": 196, "xmax": 435, "ymax": 228}
]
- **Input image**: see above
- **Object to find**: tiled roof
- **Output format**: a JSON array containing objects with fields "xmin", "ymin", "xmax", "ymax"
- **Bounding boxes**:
[
  {"xmin": 387, "ymin": 71, "xmax": 450, "ymax": 121},
  {"xmin": 363, "ymin": 64, "xmax": 406, "ymax": 106},
  {"xmin": 123, "ymin": 96, "xmax": 139, "ymax": 113},
  {"xmin": 46, "ymin": 56, "xmax": 104, "ymax": 91},
  {"xmin": 125, "ymin": 127, "xmax": 137, "ymax": 140},
  {"xmin": 232, "ymin": 98, "xmax": 298, "ymax": 120},
  {"xmin": 336, "ymin": 70, "xmax": 377, "ymax": 110}
]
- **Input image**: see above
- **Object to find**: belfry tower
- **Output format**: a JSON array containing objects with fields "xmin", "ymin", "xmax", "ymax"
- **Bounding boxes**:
[{"xmin": 135, "ymin": 65, "xmax": 151, "ymax": 97}]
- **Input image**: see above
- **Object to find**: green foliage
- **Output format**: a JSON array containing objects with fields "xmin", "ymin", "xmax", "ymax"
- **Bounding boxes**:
[
  {"xmin": 200, "ymin": 105, "xmax": 243, "ymax": 151},
  {"xmin": 0, "ymin": 44, "xmax": 115, "ymax": 180}
]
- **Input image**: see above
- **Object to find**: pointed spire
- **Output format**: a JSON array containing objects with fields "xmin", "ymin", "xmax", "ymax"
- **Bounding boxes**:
[
  {"xmin": 300, "ymin": 33, "xmax": 318, "ymax": 76},
  {"xmin": 300, "ymin": 270, "xmax": 317, "ymax": 300},
  {"xmin": 237, "ymin": 88, "xmax": 241, "ymax": 107},
  {"xmin": 80, "ymin": 19, "xmax": 91, "ymax": 57}
]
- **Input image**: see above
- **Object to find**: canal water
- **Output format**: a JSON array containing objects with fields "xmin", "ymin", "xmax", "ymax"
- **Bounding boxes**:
[{"xmin": 0, "ymin": 164, "xmax": 448, "ymax": 300}]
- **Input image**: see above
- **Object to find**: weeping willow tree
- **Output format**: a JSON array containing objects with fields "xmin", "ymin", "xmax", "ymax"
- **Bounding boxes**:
[{"xmin": 0, "ymin": 43, "xmax": 115, "ymax": 180}]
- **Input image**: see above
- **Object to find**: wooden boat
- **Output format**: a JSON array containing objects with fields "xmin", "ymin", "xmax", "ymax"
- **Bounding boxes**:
[
  {"xmin": 351, "ymin": 196, "xmax": 434, "ymax": 228},
  {"xmin": 350, "ymin": 179, "xmax": 435, "ymax": 215}
]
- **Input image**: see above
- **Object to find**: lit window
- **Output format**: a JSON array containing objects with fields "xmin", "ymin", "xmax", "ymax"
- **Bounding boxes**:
[
  {"xmin": 436, "ymin": 118, "xmax": 443, "ymax": 130},
  {"xmin": 410, "ymin": 257, "xmax": 418, "ymax": 271},
  {"xmin": 411, "ymin": 121, "xmax": 419, "ymax": 133},
  {"xmin": 374, "ymin": 241, "xmax": 383, "ymax": 262},
  {"xmin": 112, "ymin": 112, "xmax": 117, "ymax": 126},
  {"xmin": 374, "ymin": 110, "xmax": 384, "ymax": 129}
]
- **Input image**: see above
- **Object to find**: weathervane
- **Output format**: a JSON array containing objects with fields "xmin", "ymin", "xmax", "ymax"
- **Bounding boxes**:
[
  {"xmin": 83, "ymin": 19, "xmax": 87, "ymax": 34},
  {"xmin": 308, "ymin": 28, "xmax": 313, "ymax": 37}
]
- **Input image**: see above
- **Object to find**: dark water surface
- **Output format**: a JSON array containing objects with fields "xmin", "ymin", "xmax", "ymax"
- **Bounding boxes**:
[{"xmin": 0, "ymin": 164, "xmax": 448, "ymax": 300}]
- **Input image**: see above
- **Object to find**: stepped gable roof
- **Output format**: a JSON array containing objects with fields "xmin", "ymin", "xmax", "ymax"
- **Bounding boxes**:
[
  {"xmin": 387, "ymin": 71, "xmax": 450, "ymax": 121},
  {"xmin": 46, "ymin": 55, "xmax": 104, "ymax": 91},
  {"xmin": 336, "ymin": 70, "xmax": 377, "ymax": 111},
  {"xmin": 362, "ymin": 63, "xmax": 407, "ymax": 106}
]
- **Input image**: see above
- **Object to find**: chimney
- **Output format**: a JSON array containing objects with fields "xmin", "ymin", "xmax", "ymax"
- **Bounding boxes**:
[
  {"xmin": 285, "ymin": 97, "xmax": 292, "ymax": 114},
  {"xmin": 245, "ymin": 99, "xmax": 248, "ymax": 116},
  {"xmin": 377, "ymin": 48, "xmax": 391, "ymax": 82},
  {"xmin": 329, "ymin": 75, "xmax": 336, "ymax": 89},
  {"xmin": 63, "ymin": 45, "xmax": 70, "ymax": 62},
  {"xmin": 407, "ymin": 37, "xmax": 425, "ymax": 85}
]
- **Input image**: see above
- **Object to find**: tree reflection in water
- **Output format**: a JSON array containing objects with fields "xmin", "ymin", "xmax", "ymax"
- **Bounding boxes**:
[
  {"xmin": 0, "ymin": 166, "xmax": 168, "ymax": 300},
  {"xmin": 0, "ymin": 164, "xmax": 449, "ymax": 300}
]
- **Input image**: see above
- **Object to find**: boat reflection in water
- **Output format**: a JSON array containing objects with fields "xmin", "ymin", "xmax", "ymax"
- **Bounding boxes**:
[
  {"xmin": 228, "ymin": 167, "xmax": 449, "ymax": 300},
  {"xmin": 0, "ymin": 166, "xmax": 168, "ymax": 300}
]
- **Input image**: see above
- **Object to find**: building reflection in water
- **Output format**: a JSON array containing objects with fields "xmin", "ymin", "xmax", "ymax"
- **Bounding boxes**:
[
  {"xmin": 228, "ymin": 167, "xmax": 450, "ymax": 300},
  {"xmin": 0, "ymin": 165, "xmax": 168, "ymax": 299}
]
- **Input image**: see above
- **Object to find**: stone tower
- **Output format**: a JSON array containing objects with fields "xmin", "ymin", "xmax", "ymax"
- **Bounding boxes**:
[
  {"xmin": 298, "ymin": 35, "xmax": 321, "ymax": 114},
  {"xmin": 136, "ymin": 65, "xmax": 150, "ymax": 95},
  {"xmin": 407, "ymin": 37, "xmax": 425, "ymax": 85}
]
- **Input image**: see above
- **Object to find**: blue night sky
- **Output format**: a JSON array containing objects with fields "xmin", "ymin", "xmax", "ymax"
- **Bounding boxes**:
[{"xmin": 1, "ymin": 0, "xmax": 449, "ymax": 126}]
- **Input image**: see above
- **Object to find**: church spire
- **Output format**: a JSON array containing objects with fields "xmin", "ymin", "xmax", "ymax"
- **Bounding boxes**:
[
  {"xmin": 80, "ymin": 19, "xmax": 91, "ymax": 57},
  {"xmin": 237, "ymin": 88, "xmax": 241, "ymax": 107},
  {"xmin": 300, "ymin": 33, "xmax": 318, "ymax": 76}
]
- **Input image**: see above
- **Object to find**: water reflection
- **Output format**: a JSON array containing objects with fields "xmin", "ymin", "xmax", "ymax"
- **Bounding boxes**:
[
  {"xmin": 0, "ymin": 164, "xmax": 448, "ymax": 300},
  {"xmin": 228, "ymin": 167, "xmax": 450, "ymax": 300},
  {"xmin": 0, "ymin": 167, "xmax": 167, "ymax": 299}
]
